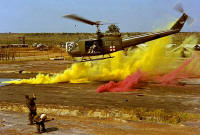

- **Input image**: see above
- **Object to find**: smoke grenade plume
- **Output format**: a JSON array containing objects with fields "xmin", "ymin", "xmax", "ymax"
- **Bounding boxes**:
[{"xmin": 4, "ymin": 26, "xmax": 200, "ymax": 93}]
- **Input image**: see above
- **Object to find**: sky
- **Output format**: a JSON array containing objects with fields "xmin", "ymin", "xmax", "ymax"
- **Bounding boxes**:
[{"xmin": 0, "ymin": 0, "xmax": 200, "ymax": 33}]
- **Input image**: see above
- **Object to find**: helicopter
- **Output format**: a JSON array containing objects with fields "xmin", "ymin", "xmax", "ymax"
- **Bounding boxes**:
[{"xmin": 63, "ymin": 4, "xmax": 191, "ymax": 62}]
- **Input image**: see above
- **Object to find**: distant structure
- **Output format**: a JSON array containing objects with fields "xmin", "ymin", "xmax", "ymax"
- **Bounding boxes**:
[
  {"xmin": 0, "ymin": 48, "xmax": 15, "ymax": 61},
  {"xmin": 18, "ymin": 36, "xmax": 26, "ymax": 44},
  {"xmin": 0, "ymin": 36, "xmax": 28, "ymax": 61},
  {"xmin": 9, "ymin": 44, "xmax": 28, "ymax": 48}
]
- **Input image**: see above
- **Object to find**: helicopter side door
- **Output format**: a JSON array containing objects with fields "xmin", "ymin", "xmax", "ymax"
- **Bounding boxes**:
[{"xmin": 85, "ymin": 40, "xmax": 102, "ymax": 55}]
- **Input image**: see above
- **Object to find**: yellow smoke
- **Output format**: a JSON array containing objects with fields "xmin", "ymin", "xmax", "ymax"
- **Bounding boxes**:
[
  {"xmin": 171, "ymin": 35, "xmax": 198, "ymax": 57},
  {"xmin": 5, "ymin": 31, "xmax": 199, "ymax": 85},
  {"xmin": 179, "ymin": 35, "xmax": 199, "ymax": 75},
  {"xmin": 6, "ymin": 35, "xmax": 175, "ymax": 84}
]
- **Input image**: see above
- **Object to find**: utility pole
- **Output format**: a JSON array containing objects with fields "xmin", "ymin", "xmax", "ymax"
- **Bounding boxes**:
[{"xmin": 18, "ymin": 36, "xmax": 25, "ymax": 44}]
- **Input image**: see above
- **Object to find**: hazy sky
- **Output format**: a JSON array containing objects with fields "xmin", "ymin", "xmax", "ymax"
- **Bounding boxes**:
[{"xmin": 0, "ymin": 0, "xmax": 200, "ymax": 33}]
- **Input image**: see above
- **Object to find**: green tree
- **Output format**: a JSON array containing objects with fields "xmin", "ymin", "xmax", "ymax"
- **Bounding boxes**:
[{"xmin": 106, "ymin": 24, "xmax": 120, "ymax": 33}]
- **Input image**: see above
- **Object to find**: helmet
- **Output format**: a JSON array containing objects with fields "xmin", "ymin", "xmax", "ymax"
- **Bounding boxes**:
[{"xmin": 40, "ymin": 113, "xmax": 47, "ymax": 120}]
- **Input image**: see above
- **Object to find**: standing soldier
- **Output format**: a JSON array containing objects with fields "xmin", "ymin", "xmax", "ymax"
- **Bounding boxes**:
[
  {"xmin": 25, "ymin": 94, "xmax": 37, "ymax": 125},
  {"xmin": 33, "ymin": 113, "xmax": 47, "ymax": 133}
]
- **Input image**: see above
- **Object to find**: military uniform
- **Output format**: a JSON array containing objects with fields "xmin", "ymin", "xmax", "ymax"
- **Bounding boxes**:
[
  {"xmin": 33, "ymin": 113, "xmax": 47, "ymax": 133},
  {"xmin": 25, "ymin": 95, "xmax": 37, "ymax": 125}
]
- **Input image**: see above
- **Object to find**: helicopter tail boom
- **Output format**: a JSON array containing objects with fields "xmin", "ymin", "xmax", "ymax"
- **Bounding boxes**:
[
  {"xmin": 170, "ymin": 13, "xmax": 188, "ymax": 31},
  {"xmin": 122, "ymin": 13, "xmax": 188, "ymax": 49}
]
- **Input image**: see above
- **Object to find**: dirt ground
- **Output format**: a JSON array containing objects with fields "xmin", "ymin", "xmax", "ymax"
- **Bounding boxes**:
[
  {"xmin": 1, "ymin": 81, "xmax": 200, "ymax": 114},
  {"xmin": 0, "ymin": 60, "xmax": 72, "ymax": 74},
  {"xmin": 1, "ymin": 60, "xmax": 200, "ymax": 134},
  {"xmin": 0, "ymin": 111, "xmax": 200, "ymax": 135}
]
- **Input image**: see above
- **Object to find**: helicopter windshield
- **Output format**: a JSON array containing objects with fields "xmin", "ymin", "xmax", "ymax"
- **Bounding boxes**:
[{"xmin": 66, "ymin": 42, "xmax": 77, "ymax": 52}]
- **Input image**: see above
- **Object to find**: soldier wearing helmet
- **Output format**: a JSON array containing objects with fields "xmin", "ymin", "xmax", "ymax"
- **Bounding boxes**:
[
  {"xmin": 33, "ymin": 113, "xmax": 47, "ymax": 133},
  {"xmin": 25, "ymin": 94, "xmax": 37, "ymax": 125}
]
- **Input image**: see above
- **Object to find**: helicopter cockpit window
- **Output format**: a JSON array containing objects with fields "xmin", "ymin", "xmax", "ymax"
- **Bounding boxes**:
[{"xmin": 66, "ymin": 42, "xmax": 77, "ymax": 52}]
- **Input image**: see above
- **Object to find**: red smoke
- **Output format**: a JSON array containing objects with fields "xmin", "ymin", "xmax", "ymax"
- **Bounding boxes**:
[
  {"xmin": 96, "ymin": 57, "xmax": 196, "ymax": 93},
  {"xmin": 96, "ymin": 70, "xmax": 144, "ymax": 93},
  {"xmin": 158, "ymin": 56, "xmax": 195, "ymax": 84}
]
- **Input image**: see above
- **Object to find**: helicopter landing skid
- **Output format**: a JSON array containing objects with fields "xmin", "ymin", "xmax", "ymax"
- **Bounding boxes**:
[{"xmin": 75, "ymin": 56, "xmax": 114, "ymax": 62}]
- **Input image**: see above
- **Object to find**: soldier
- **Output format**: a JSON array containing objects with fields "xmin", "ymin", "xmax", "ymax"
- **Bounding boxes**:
[
  {"xmin": 88, "ymin": 44, "xmax": 96, "ymax": 54},
  {"xmin": 33, "ymin": 113, "xmax": 47, "ymax": 133},
  {"xmin": 25, "ymin": 94, "xmax": 37, "ymax": 125}
]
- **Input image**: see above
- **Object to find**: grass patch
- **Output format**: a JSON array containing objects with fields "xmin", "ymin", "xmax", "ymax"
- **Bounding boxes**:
[
  {"xmin": 121, "ymin": 107, "xmax": 200, "ymax": 124},
  {"xmin": 0, "ymin": 32, "xmax": 200, "ymax": 46}
]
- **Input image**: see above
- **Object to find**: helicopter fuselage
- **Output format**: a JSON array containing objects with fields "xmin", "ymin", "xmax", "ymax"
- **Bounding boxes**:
[
  {"xmin": 66, "ymin": 33, "xmax": 122, "ymax": 57},
  {"xmin": 65, "ymin": 13, "xmax": 188, "ymax": 60}
]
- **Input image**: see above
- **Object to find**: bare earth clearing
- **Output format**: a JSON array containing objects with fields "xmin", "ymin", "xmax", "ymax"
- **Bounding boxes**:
[
  {"xmin": 0, "ymin": 60, "xmax": 200, "ymax": 134},
  {"xmin": 1, "ymin": 111, "xmax": 200, "ymax": 135}
]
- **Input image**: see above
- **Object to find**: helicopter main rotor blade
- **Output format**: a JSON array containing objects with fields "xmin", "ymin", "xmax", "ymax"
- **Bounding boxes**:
[
  {"xmin": 63, "ymin": 14, "xmax": 100, "ymax": 25},
  {"xmin": 174, "ymin": 2, "xmax": 184, "ymax": 13}
]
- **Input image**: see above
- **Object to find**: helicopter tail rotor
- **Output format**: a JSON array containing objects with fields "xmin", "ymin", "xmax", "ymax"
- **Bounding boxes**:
[
  {"xmin": 174, "ymin": 2, "xmax": 194, "ymax": 25},
  {"xmin": 174, "ymin": 2, "xmax": 184, "ymax": 13}
]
